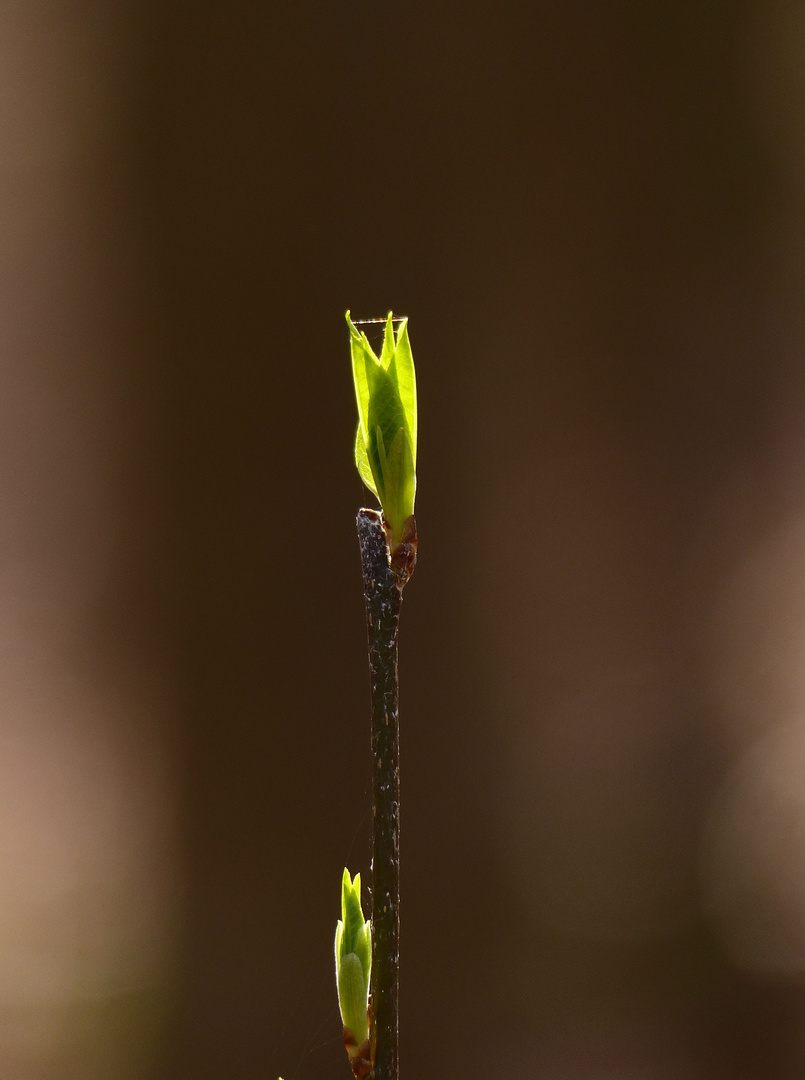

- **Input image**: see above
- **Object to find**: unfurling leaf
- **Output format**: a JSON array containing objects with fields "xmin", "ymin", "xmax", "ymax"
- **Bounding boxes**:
[
  {"xmin": 335, "ymin": 868, "xmax": 372, "ymax": 1078},
  {"xmin": 347, "ymin": 312, "xmax": 417, "ymax": 551}
]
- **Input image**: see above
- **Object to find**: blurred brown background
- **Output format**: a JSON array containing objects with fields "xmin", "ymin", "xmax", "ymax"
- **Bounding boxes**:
[{"xmin": 2, "ymin": 1, "xmax": 805, "ymax": 1077}]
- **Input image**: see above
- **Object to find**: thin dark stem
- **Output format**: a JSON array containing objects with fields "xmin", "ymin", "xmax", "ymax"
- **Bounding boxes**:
[{"xmin": 357, "ymin": 509, "xmax": 404, "ymax": 1080}]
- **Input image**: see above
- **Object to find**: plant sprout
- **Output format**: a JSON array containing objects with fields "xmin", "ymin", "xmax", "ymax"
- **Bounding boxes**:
[
  {"xmin": 337, "ymin": 311, "xmax": 418, "ymax": 1080},
  {"xmin": 347, "ymin": 312, "xmax": 418, "ymax": 580},
  {"xmin": 335, "ymin": 869, "xmax": 372, "ymax": 1078}
]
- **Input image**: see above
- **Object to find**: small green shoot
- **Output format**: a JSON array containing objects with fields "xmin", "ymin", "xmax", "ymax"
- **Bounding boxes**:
[
  {"xmin": 335, "ymin": 868, "xmax": 372, "ymax": 1078},
  {"xmin": 347, "ymin": 311, "xmax": 417, "ymax": 551}
]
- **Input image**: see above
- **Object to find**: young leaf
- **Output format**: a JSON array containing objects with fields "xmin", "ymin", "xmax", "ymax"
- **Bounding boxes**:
[
  {"xmin": 347, "ymin": 312, "xmax": 373, "ymax": 444},
  {"xmin": 335, "ymin": 868, "xmax": 372, "ymax": 1076},
  {"xmin": 389, "ymin": 318, "xmax": 416, "ymax": 461},
  {"xmin": 347, "ymin": 310, "xmax": 417, "ymax": 548},
  {"xmin": 354, "ymin": 424, "xmax": 377, "ymax": 498}
]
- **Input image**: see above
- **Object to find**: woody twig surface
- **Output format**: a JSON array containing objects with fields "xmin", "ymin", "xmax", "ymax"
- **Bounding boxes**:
[{"xmin": 357, "ymin": 508, "xmax": 405, "ymax": 1080}]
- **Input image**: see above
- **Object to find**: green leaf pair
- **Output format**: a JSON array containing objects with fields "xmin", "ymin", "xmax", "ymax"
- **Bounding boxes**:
[
  {"xmin": 335, "ymin": 868, "xmax": 372, "ymax": 1056},
  {"xmin": 348, "ymin": 311, "xmax": 417, "ymax": 548}
]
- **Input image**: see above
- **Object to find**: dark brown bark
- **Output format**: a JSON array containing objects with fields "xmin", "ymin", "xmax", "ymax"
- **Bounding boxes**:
[{"xmin": 356, "ymin": 508, "xmax": 410, "ymax": 1080}]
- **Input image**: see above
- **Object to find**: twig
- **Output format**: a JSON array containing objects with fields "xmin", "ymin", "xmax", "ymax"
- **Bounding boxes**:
[{"xmin": 356, "ymin": 508, "xmax": 410, "ymax": 1080}]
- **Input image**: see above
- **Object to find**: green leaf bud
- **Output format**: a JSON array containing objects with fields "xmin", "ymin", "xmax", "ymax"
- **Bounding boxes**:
[
  {"xmin": 347, "ymin": 311, "xmax": 417, "ymax": 552},
  {"xmin": 335, "ymin": 868, "xmax": 372, "ymax": 1077}
]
